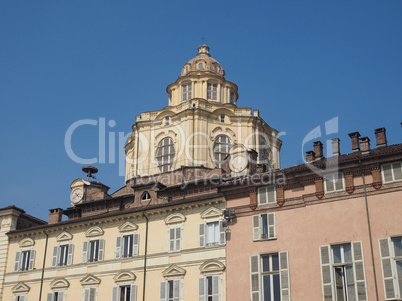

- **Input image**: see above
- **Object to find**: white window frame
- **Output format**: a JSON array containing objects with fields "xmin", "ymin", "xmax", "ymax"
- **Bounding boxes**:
[
  {"xmin": 324, "ymin": 173, "xmax": 345, "ymax": 193},
  {"xmin": 199, "ymin": 221, "xmax": 226, "ymax": 248},
  {"xmin": 14, "ymin": 295, "xmax": 27, "ymax": 301},
  {"xmin": 82, "ymin": 239, "xmax": 104, "ymax": 263},
  {"xmin": 379, "ymin": 236, "xmax": 402, "ymax": 300},
  {"xmin": 381, "ymin": 162, "xmax": 402, "ymax": 184},
  {"xmin": 116, "ymin": 234, "xmax": 139, "ymax": 259},
  {"xmin": 112, "ymin": 284, "xmax": 137, "ymax": 301},
  {"xmin": 199, "ymin": 275, "xmax": 220, "ymax": 301},
  {"xmin": 14, "ymin": 250, "xmax": 35, "ymax": 272},
  {"xmin": 168, "ymin": 227, "xmax": 182, "ymax": 252},
  {"xmin": 52, "ymin": 244, "xmax": 74, "ymax": 267},
  {"xmin": 160, "ymin": 279, "xmax": 181, "ymax": 301},
  {"xmin": 207, "ymin": 82, "xmax": 218, "ymax": 100},
  {"xmin": 252, "ymin": 212, "xmax": 276, "ymax": 241},
  {"xmin": 83, "ymin": 287, "xmax": 97, "ymax": 301},
  {"xmin": 47, "ymin": 291, "xmax": 66, "ymax": 301},
  {"xmin": 182, "ymin": 83, "xmax": 192, "ymax": 102},
  {"xmin": 257, "ymin": 186, "xmax": 276, "ymax": 205}
]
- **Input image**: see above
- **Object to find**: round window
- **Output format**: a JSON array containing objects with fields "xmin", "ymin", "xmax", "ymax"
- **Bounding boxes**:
[{"xmin": 198, "ymin": 63, "xmax": 204, "ymax": 70}]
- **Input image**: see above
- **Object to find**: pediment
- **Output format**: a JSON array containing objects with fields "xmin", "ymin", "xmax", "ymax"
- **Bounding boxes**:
[
  {"xmin": 114, "ymin": 271, "xmax": 136, "ymax": 283},
  {"xmin": 12, "ymin": 282, "xmax": 30, "ymax": 293},
  {"xmin": 50, "ymin": 278, "xmax": 70, "ymax": 290},
  {"xmin": 164, "ymin": 213, "xmax": 186, "ymax": 225},
  {"xmin": 56, "ymin": 231, "xmax": 73, "ymax": 242},
  {"xmin": 162, "ymin": 264, "xmax": 186, "ymax": 279},
  {"xmin": 200, "ymin": 207, "xmax": 223, "ymax": 220},
  {"xmin": 212, "ymin": 127, "xmax": 223, "ymax": 134},
  {"xmin": 85, "ymin": 226, "xmax": 104, "ymax": 237},
  {"xmin": 118, "ymin": 222, "xmax": 138, "ymax": 233},
  {"xmin": 199, "ymin": 260, "xmax": 225, "ymax": 275},
  {"xmin": 19, "ymin": 238, "xmax": 34, "ymax": 248},
  {"xmin": 80, "ymin": 274, "xmax": 101, "ymax": 286}
]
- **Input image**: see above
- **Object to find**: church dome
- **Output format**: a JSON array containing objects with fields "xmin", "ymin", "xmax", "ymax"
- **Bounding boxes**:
[{"xmin": 181, "ymin": 44, "xmax": 225, "ymax": 77}]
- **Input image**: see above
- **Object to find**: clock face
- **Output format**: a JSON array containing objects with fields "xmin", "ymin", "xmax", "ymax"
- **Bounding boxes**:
[
  {"xmin": 230, "ymin": 155, "xmax": 248, "ymax": 173},
  {"xmin": 70, "ymin": 188, "xmax": 84, "ymax": 204}
]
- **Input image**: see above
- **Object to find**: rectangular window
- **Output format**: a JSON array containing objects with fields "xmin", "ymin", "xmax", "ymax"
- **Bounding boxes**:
[
  {"xmin": 207, "ymin": 83, "xmax": 218, "ymax": 100},
  {"xmin": 199, "ymin": 275, "xmax": 220, "ymax": 301},
  {"xmin": 230, "ymin": 90, "xmax": 235, "ymax": 103},
  {"xmin": 258, "ymin": 186, "xmax": 276, "ymax": 205},
  {"xmin": 112, "ymin": 285, "xmax": 137, "ymax": 301},
  {"xmin": 14, "ymin": 250, "xmax": 35, "ymax": 271},
  {"xmin": 52, "ymin": 244, "xmax": 74, "ymax": 267},
  {"xmin": 381, "ymin": 162, "xmax": 402, "ymax": 184},
  {"xmin": 199, "ymin": 221, "xmax": 225, "ymax": 247},
  {"xmin": 379, "ymin": 236, "xmax": 402, "ymax": 300},
  {"xmin": 320, "ymin": 242, "xmax": 367, "ymax": 301},
  {"xmin": 160, "ymin": 280, "xmax": 181, "ymax": 301},
  {"xmin": 14, "ymin": 295, "xmax": 27, "ymax": 301},
  {"xmin": 89, "ymin": 240, "xmax": 99, "ymax": 262},
  {"xmin": 250, "ymin": 252, "xmax": 290, "ymax": 301},
  {"xmin": 252, "ymin": 213, "xmax": 276, "ymax": 241},
  {"xmin": 324, "ymin": 173, "xmax": 345, "ymax": 193},
  {"xmin": 82, "ymin": 239, "xmax": 104, "ymax": 263},
  {"xmin": 47, "ymin": 291, "xmax": 65, "ymax": 301},
  {"xmin": 168, "ymin": 227, "xmax": 182, "ymax": 252},
  {"xmin": 182, "ymin": 83, "xmax": 192, "ymax": 102},
  {"xmin": 83, "ymin": 287, "xmax": 97, "ymax": 301},
  {"xmin": 116, "ymin": 234, "xmax": 139, "ymax": 259}
]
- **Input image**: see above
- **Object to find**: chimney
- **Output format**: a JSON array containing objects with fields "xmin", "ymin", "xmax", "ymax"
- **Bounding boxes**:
[
  {"xmin": 374, "ymin": 127, "xmax": 387, "ymax": 147},
  {"xmin": 49, "ymin": 208, "xmax": 63, "ymax": 224},
  {"xmin": 360, "ymin": 137, "xmax": 371, "ymax": 153},
  {"xmin": 348, "ymin": 132, "xmax": 361, "ymax": 152},
  {"xmin": 331, "ymin": 138, "xmax": 341, "ymax": 156},
  {"xmin": 313, "ymin": 141, "xmax": 323, "ymax": 159},
  {"xmin": 306, "ymin": 151, "xmax": 315, "ymax": 162}
]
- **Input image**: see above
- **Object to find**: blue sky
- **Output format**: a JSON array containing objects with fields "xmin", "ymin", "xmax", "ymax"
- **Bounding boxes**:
[{"xmin": 1, "ymin": 0, "xmax": 401, "ymax": 221}]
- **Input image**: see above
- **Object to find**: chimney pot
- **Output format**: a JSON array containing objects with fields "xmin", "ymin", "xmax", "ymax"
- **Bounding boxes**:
[
  {"xmin": 48, "ymin": 208, "xmax": 63, "ymax": 224},
  {"xmin": 360, "ymin": 137, "xmax": 371, "ymax": 153},
  {"xmin": 306, "ymin": 151, "xmax": 315, "ymax": 162},
  {"xmin": 331, "ymin": 138, "xmax": 341, "ymax": 156},
  {"xmin": 348, "ymin": 132, "xmax": 361, "ymax": 152},
  {"xmin": 374, "ymin": 127, "xmax": 387, "ymax": 147},
  {"xmin": 313, "ymin": 141, "xmax": 324, "ymax": 159}
]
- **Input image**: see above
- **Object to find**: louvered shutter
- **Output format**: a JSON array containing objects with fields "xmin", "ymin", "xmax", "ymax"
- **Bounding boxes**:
[
  {"xmin": 320, "ymin": 245, "xmax": 334, "ymax": 301},
  {"xmin": 14, "ymin": 252, "xmax": 21, "ymax": 272},
  {"xmin": 28, "ymin": 250, "xmax": 35, "ymax": 270},
  {"xmin": 82, "ymin": 241, "xmax": 88, "ymax": 263},
  {"xmin": 252, "ymin": 215, "xmax": 261, "ymax": 241},
  {"xmin": 133, "ymin": 234, "xmax": 139, "ymax": 256},
  {"xmin": 59, "ymin": 292, "xmax": 65, "ymax": 301},
  {"xmin": 169, "ymin": 228, "xmax": 175, "ymax": 252},
  {"xmin": 219, "ymin": 221, "xmax": 226, "ymax": 245},
  {"xmin": 250, "ymin": 255, "xmax": 261, "ymax": 301},
  {"xmin": 20, "ymin": 296, "xmax": 26, "ymax": 301},
  {"xmin": 173, "ymin": 279, "xmax": 181, "ymax": 301},
  {"xmin": 176, "ymin": 228, "xmax": 181, "ymax": 251},
  {"xmin": 382, "ymin": 164, "xmax": 393, "ymax": 183},
  {"xmin": 112, "ymin": 286, "xmax": 119, "ymax": 301},
  {"xmin": 47, "ymin": 293, "xmax": 53, "ymax": 301},
  {"xmin": 352, "ymin": 241, "xmax": 367, "ymax": 300},
  {"xmin": 89, "ymin": 287, "xmax": 96, "ymax": 301},
  {"xmin": 199, "ymin": 277, "xmax": 206, "ymax": 301},
  {"xmin": 267, "ymin": 186, "xmax": 276, "ymax": 203},
  {"xmin": 379, "ymin": 237, "xmax": 396, "ymax": 300},
  {"xmin": 199, "ymin": 224, "xmax": 206, "ymax": 247},
  {"xmin": 52, "ymin": 246, "xmax": 58, "ymax": 267},
  {"xmin": 258, "ymin": 187, "xmax": 267, "ymax": 205},
  {"xmin": 212, "ymin": 275, "xmax": 220, "ymax": 301},
  {"xmin": 160, "ymin": 281, "xmax": 168, "ymax": 301},
  {"xmin": 116, "ymin": 236, "xmax": 122, "ymax": 259},
  {"xmin": 57, "ymin": 244, "xmax": 62, "ymax": 265},
  {"xmin": 279, "ymin": 251, "xmax": 290, "ymax": 301},
  {"xmin": 325, "ymin": 177, "xmax": 335, "ymax": 192},
  {"xmin": 98, "ymin": 239, "xmax": 105, "ymax": 261},
  {"xmin": 67, "ymin": 244, "xmax": 74, "ymax": 265},
  {"xmin": 267, "ymin": 212, "xmax": 276, "ymax": 239},
  {"xmin": 130, "ymin": 284, "xmax": 137, "ymax": 301},
  {"xmin": 394, "ymin": 162, "xmax": 402, "ymax": 181},
  {"xmin": 83, "ymin": 288, "xmax": 90, "ymax": 301}
]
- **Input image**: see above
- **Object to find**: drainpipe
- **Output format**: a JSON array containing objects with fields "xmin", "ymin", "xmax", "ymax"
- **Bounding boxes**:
[
  {"xmin": 359, "ymin": 160, "xmax": 379, "ymax": 301},
  {"xmin": 38, "ymin": 229, "xmax": 49, "ymax": 301},
  {"xmin": 142, "ymin": 211, "xmax": 149, "ymax": 301},
  {"xmin": 192, "ymin": 105, "xmax": 195, "ymax": 166}
]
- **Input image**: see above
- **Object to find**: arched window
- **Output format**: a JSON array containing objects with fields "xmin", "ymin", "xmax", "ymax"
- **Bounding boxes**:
[
  {"xmin": 141, "ymin": 191, "xmax": 151, "ymax": 201},
  {"xmin": 213, "ymin": 135, "xmax": 232, "ymax": 168},
  {"xmin": 259, "ymin": 136, "xmax": 271, "ymax": 171},
  {"xmin": 156, "ymin": 137, "xmax": 175, "ymax": 173}
]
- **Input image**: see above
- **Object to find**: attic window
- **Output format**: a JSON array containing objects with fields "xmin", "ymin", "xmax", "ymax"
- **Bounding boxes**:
[
  {"xmin": 198, "ymin": 63, "xmax": 204, "ymax": 70},
  {"xmin": 141, "ymin": 192, "xmax": 151, "ymax": 202},
  {"xmin": 165, "ymin": 117, "xmax": 170, "ymax": 125},
  {"xmin": 220, "ymin": 115, "xmax": 225, "ymax": 123},
  {"xmin": 214, "ymin": 64, "xmax": 219, "ymax": 72},
  {"xmin": 185, "ymin": 66, "xmax": 189, "ymax": 73}
]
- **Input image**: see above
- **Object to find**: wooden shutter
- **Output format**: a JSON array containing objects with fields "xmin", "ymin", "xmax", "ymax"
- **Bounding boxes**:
[
  {"xmin": 173, "ymin": 279, "xmax": 181, "ymax": 301},
  {"xmin": 335, "ymin": 173, "xmax": 344, "ymax": 191},
  {"xmin": 133, "ymin": 234, "xmax": 139, "ymax": 256},
  {"xmin": 219, "ymin": 221, "xmax": 226, "ymax": 245},
  {"xmin": 160, "ymin": 281, "xmax": 168, "ymax": 301},
  {"xmin": 212, "ymin": 275, "xmax": 220, "ymax": 301},
  {"xmin": 250, "ymin": 255, "xmax": 261, "ymax": 301},
  {"xmin": 379, "ymin": 237, "xmax": 396, "ymax": 300},
  {"xmin": 325, "ymin": 176, "xmax": 335, "ymax": 192},
  {"xmin": 199, "ymin": 277, "xmax": 206, "ymax": 301},
  {"xmin": 89, "ymin": 288, "xmax": 96, "ymax": 301},
  {"xmin": 14, "ymin": 252, "xmax": 21, "ymax": 272},
  {"xmin": 319, "ymin": 245, "xmax": 334, "ymax": 301},
  {"xmin": 20, "ymin": 296, "xmax": 26, "ymax": 301},
  {"xmin": 394, "ymin": 162, "xmax": 402, "ymax": 181},
  {"xmin": 67, "ymin": 244, "xmax": 74, "ymax": 265},
  {"xmin": 98, "ymin": 239, "xmax": 105, "ymax": 261},
  {"xmin": 52, "ymin": 246, "xmax": 58, "ymax": 267},
  {"xmin": 352, "ymin": 241, "xmax": 367, "ymax": 300},
  {"xmin": 267, "ymin": 212, "xmax": 276, "ymax": 239},
  {"xmin": 28, "ymin": 250, "xmax": 35, "ymax": 270},
  {"xmin": 112, "ymin": 286, "xmax": 119, "ymax": 301},
  {"xmin": 199, "ymin": 224, "xmax": 206, "ymax": 247},
  {"xmin": 82, "ymin": 241, "xmax": 88, "ymax": 263},
  {"xmin": 252, "ymin": 215, "xmax": 261, "ymax": 241},
  {"xmin": 279, "ymin": 251, "xmax": 290, "ymax": 301},
  {"xmin": 130, "ymin": 284, "xmax": 137, "ymax": 301},
  {"xmin": 116, "ymin": 236, "xmax": 122, "ymax": 259},
  {"xmin": 83, "ymin": 288, "xmax": 90, "ymax": 301},
  {"xmin": 267, "ymin": 186, "xmax": 276, "ymax": 203},
  {"xmin": 47, "ymin": 293, "xmax": 53, "ymax": 301},
  {"xmin": 258, "ymin": 187, "xmax": 267, "ymax": 205},
  {"xmin": 176, "ymin": 228, "xmax": 182, "ymax": 251},
  {"xmin": 59, "ymin": 292, "xmax": 65, "ymax": 301},
  {"xmin": 382, "ymin": 164, "xmax": 394, "ymax": 183},
  {"xmin": 169, "ymin": 228, "xmax": 175, "ymax": 252}
]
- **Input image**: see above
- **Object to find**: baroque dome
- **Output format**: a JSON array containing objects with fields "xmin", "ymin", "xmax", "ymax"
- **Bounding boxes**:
[{"xmin": 181, "ymin": 44, "xmax": 225, "ymax": 77}]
